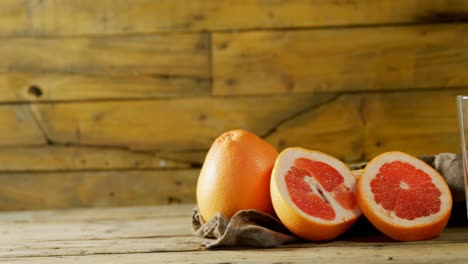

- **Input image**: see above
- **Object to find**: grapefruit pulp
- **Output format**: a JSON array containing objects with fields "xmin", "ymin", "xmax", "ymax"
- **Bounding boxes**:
[
  {"xmin": 357, "ymin": 151, "xmax": 452, "ymax": 241},
  {"xmin": 270, "ymin": 147, "xmax": 361, "ymax": 241}
]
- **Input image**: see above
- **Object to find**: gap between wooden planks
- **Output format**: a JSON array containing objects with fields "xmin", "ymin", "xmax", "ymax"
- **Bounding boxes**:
[
  {"xmin": 0, "ymin": 24, "xmax": 466, "ymax": 102},
  {"xmin": 0, "ymin": 204, "xmax": 467, "ymax": 263}
]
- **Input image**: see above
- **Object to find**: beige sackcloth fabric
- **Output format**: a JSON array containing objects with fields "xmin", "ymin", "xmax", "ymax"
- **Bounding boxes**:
[{"xmin": 192, "ymin": 153, "xmax": 466, "ymax": 248}]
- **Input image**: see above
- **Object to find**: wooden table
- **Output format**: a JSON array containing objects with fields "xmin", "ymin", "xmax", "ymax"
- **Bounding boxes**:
[{"xmin": 0, "ymin": 204, "xmax": 467, "ymax": 263}]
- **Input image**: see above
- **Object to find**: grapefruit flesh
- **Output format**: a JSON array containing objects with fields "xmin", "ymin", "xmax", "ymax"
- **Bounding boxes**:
[
  {"xmin": 371, "ymin": 161, "xmax": 441, "ymax": 220},
  {"xmin": 285, "ymin": 158, "xmax": 357, "ymax": 220},
  {"xmin": 271, "ymin": 148, "xmax": 361, "ymax": 241},
  {"xmin": 357, "ymin": 151, "xmax": 452, "ymax": 241}
]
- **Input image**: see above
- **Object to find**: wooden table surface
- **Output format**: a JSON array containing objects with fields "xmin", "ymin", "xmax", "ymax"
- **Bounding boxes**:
[{"xmin": 0, "ymin": 204, "xmax": 467, "ymax": 263}]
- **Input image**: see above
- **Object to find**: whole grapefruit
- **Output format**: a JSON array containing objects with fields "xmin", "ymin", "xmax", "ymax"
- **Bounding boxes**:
[{"xmin": 196, "ymin": 129, "xmax": 278, "ymax": 220}]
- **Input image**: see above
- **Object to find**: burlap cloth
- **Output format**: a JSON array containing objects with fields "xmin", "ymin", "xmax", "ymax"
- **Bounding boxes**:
[{"xmin": 192, "ymin": 153, "xmax": 466, "ymax": 249}]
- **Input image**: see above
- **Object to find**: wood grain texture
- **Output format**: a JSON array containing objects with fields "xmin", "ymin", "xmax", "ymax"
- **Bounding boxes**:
[
  {"xmin": 1, "ymin": 227, "xmax": 467, "ymax": 259},
  {"xmin": 0, "ymin": 89, "xmax": 460, "ymax": 210},
  {"xmin": 3, "ymin": 241, "xmax": 468, "ymax": 262},
  {"xmin": 30, "ymin": 94, "xmax": 336, "ymax": 151},
  {"xmin": 362, "ymin": 90, "xmax": 461, "ymax": 158},
  {"xmin": 0, "ymin": 105, "xmax": 45, "ymax": 146},
  {"xmin": 22, "ymin": 0, "xmax": 468, "ymax": 36},
  {"xmin": 0, "ymin": 236, "xmax": 206, "ymax": 258},
  {"xmin": 6, "ymin": 243, "xmax": 463, "ymax": 264},
  {"xmin": 0, "ymin": 205, "xmax": 466, "ymax": 262},
  {"xmin": 0, "ymin": 0, "xmax": 466, "ymax": 213},
  {"xmin": 0, "ymin": 33, "xmax": 209, "ymax": 77},
  {"xmin": 0, "ymin": 146, "xmax": 196, "ymax": 171},
  {"xmin": 0, "ymin": 72, "xmax": 210, "ymax": 102},
  {"xmin": 0, "ymin": 217, "xmax": 193, "ymax": 242},
  {"xmin": 0, "ymin": 204, "xmax": 193, "ymax": 223},
  {"xmin": 213, "ymin": 24, "xmax": 468, "ymax": 95},
  {"xmin": 264, "ymin": 89, "xmax": 463, "ymax": 161},
  {"xmin": 0, "ymin": 89, "xmax": 458, "ymax": 164},
  {"xmin": 0, "ymin": 170, "xmax": 198, "ymax": 211},
  {"xmin": 0, "ymin": 0, "xmax": 29, "ymax": 36},
  {"xmin": 0, "ymin": 88, "xmax": 461, "ymax": 172}
]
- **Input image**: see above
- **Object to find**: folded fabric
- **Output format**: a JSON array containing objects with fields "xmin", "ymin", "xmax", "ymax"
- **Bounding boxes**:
[
  {"xmin": 192, "ymin": 207, "xmax": 298, "ymax": 248},
  {"xmin": 192, "ymin": 153, "xmax": 466, "ymax": 249}
]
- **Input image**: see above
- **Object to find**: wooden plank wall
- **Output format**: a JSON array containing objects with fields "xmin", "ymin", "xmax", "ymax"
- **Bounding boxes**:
[{"xmin": 0, "ymin": 0, "xmax": 467, "ymax": 210}]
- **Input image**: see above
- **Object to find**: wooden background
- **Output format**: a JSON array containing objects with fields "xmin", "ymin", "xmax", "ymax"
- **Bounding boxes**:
[{"xmin": 0, "ymin": 0, "xmax": 467, "ymax": 211}]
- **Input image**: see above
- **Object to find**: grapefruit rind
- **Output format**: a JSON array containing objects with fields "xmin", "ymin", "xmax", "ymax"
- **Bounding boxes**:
[
  {"xmin": 358, "ymin": 152, "xmax": 452, "ymax": 226},
  {"xmin": 196, "ymin": 129, "xmax": 277, "ymax": 221},
  {"xmin": 357, "ymin": 151, "xmax": 452, "ymax": 241},
  {"xmin": 271, "ymin": 147, "xmax": 361, "ymax": 240},
  {"xmin": 274, "ymin": 148, "xmax": 360, "ymax": 224}
]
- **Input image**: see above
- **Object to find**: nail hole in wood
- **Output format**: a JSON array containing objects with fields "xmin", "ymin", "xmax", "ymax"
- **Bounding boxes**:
[{"xmin": 28, "ymin": 85, "xmax": 43, "ymax": 98}]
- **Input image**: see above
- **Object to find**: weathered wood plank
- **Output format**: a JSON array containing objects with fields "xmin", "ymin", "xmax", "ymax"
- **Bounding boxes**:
[
  {"xmin": 0, "ymin": 236, "xmax": 206, "ymax": 258},
  {"xmin": 0, "ymin": 33, "xmax": 209, "ymax": 77},
  {"xmin": 0, "ymin": 146, "xmax": 195, "ymax": 171},
  {"xmin": 25, "ymin": 89, "xmax": 466, "ymax": 161},
  {"xmin": 263, "ymin": 89, "xmax": 463, "ymax": 161},
  {"xmin": 0, "ymin": 0, "xmax": 29, "ymax": 36},
  {"xmin": 0, "ymin": 204, "xmax": 194, "ymax": 223},
  {"xmin": 0, "ymin": 203, "xmax": 465, "ymax": 258},
  {"xmin": 30, "ymin": 94, "xmax": 338, "ymax": 152},
  {"xmin": 213, "ymin": 24, "xmax": 468, "ymax": 95},
  {"xmin": 1, "ymin": 227, "xmax": 468, "ymax": 258},
  {"xmin": 363, "ymin": 90, "xmax": 461, "ymax": 158},
  {"xmin": 0, "ymin": 217, "xmax": 193, "ymax": 243},
  {"xmin": 0, "ymin": 105, "xmax": 45, "ymax": 146},
  {"xmin": 0, "ymin": 72, "xmax": 210, "ymax": 102},
  {"xmin": 23, "ymin": 0, "xmax": 468, "ymax": 36},
  {"xmin": 264, "ymin": 94, "xmax": 364, "ymax": 161},
  {"xmin": 0, "ymin": 89, "xmax": 463, "ymax": 166},
  {"xmin": 0, "ymin": 170, "xmax": 198, "ymax": 211},
  {"xmin": 2, "ymin": 242, "xmax": 467, "ymax": 263}
]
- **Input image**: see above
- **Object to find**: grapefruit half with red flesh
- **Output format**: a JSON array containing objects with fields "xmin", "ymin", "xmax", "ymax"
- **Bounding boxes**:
[
  {"xmin": 270, "ymin": 147, "xmax": 361, "ymax": 241},
  {"xmin": 357, "ymin": 151, "xmax": 452, "ymax": 241}
]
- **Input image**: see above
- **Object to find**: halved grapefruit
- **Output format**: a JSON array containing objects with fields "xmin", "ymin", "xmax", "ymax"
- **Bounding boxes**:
[
  {"xmin": 357, "ymin": 151, "xmax": 452, "ymax": 241},
  {"xmin": 270, "ymin": 147, "xmax": 361, "ymax": 241}
]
